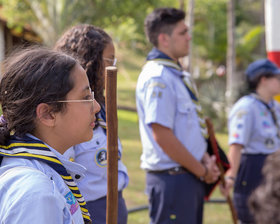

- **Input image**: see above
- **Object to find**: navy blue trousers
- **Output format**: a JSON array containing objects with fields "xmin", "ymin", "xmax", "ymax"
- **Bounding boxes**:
[
  {"xmin": 146, "ymin": 171, "xmax": 205, "ymax": 224},
  {"xmin": 86, "ymin": 191, "xmax": 127, "ymax": 224},
  {"xmin": 233, "ymin": 154, "xmax": 268, "ymax": 224}
]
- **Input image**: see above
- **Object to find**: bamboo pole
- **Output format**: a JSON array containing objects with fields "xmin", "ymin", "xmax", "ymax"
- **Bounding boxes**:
[{"xmin": 105, "ymin": 66, "xmax": 118, "ymax": 224}]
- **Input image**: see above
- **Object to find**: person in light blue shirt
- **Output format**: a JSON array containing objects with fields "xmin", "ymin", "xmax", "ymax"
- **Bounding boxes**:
[
  {"xmin": 0, "ymin": 47, "xmax": 100, "ymax": 224},
  {"xmin": 222, "ymin": 59, "xmax": 280, "ymax": 224},
  {"xmin": 136, "ymin": 8, "xmax": 220, "ymax": 224},
  {"xmin": 0, "ymin": 136, "xmax": 87, "ymax": 224},
  {"xmin": 55, "ymin": 24, "xmax": 129, "ymax": 224}
]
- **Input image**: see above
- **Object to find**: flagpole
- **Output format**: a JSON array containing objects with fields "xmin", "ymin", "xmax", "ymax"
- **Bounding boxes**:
[
  {"xmin": 105, "ymin": 66, "xmax": 118, "ymax": 224},
  {"xmin": 205, "ymin": 118, "xmax": 238, "ymax": 224}
]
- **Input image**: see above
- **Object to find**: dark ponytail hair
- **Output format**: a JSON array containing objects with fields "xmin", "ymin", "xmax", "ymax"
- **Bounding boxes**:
[
  {"xmin": 54, "ymin": 24, "xmax": 112, "ymax": 105},
  {"xmin": 247, "ymin": 72, "xmax": 275, "ymax": 92},
  {"xmin": 0, "ymin": 47, "xmax": 77, "ymax": 144}
]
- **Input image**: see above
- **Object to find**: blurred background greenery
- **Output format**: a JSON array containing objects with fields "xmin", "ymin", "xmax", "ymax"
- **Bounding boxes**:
[{"xmin": 0, "ymin": 0, "xmax": 266, "ymax": 129}]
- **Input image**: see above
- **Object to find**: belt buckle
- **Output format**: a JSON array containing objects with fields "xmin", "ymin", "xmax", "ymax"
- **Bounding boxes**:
[{"xmin": 168, "ymin": 167, "xmax": 182, "ymax": 175}]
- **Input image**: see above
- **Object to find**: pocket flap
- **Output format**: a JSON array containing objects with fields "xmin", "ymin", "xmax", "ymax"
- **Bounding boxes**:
[{"xmin": 177, "ymin": 100, "xmax": 193, "ymax": 113}]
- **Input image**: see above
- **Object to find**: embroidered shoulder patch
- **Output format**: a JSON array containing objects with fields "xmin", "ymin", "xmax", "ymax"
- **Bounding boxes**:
[
  {"xmin": 148, "ymin": 82, "xmax": 166, "ymax": 89},
  {"xmin": 235, "ymin": 110, "xmax": 247, "ymax": 119},
  {"xmin": 64, "ymin": 191, "xmax": 79, "ymax": 215}
]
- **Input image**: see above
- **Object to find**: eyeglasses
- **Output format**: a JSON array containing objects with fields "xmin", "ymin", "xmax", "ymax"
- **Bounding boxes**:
[
  {"xmin": 103, "ymin": 57, "xmax": 117, "ymax": 66},
  {"xmin": 51, "ymin": 91, "xmax": 95, "ymax": 105}
]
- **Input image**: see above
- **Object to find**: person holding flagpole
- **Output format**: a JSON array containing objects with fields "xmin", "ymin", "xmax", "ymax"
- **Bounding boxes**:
[
  {"xmin": 136, "ymin": 7, "xmax": 220, "ymax": 224},
  {"xmin": 221, "ymin": 59, "xmax": 280, "ymax": 224}
]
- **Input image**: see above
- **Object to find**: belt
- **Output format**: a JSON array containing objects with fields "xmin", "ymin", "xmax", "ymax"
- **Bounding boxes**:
[{"xmin": 147, "ymin": 167, "xmax": 188, "ymax": 175}]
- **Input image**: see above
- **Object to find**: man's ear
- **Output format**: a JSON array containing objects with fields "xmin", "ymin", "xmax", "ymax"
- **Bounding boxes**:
[
  {"xmin": 158, "ymin": 33, "xmax": 170, "ymax": 48},
  {"xmin": 36, "ymin": 103, "xmax": 56, "ymax": 127}
]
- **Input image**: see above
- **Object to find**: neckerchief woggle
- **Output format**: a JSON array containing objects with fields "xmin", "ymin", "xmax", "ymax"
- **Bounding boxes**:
[
  {"xmin": 147, "ymin": 48, "xmax": 209, "ymax": 139},
  {"xmin": 0, "ymin": 135, "xmax": 92, "ymax": 224}
]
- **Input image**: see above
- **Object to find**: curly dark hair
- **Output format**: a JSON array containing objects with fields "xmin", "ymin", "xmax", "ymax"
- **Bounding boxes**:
[
  {"xmin": 0, "ymin": 47, "xmax": 77, "ymax": 144},
  {"xmin": 249, "ymin": 150, "xmax": 280, "ymax": 224},
  {"xmin": 54, "ymin": 24, "xmax": 112, "ymax": 105},
  {"xmin": 145, "ymin": 7, "xmax": 185, "ymax": 47}
]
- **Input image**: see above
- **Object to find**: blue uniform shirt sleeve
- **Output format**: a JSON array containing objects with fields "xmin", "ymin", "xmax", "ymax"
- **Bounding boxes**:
[
  {"xmin": 228, "ymin": 107, "xmax": 253, "ymax": 146},
  {"xmin": 143, "ymin": 77, "xmax": 176, "ymax": 129},
  {"xmin": 0, "ymin": 167, "xmax": 72, "ymax": 224}
]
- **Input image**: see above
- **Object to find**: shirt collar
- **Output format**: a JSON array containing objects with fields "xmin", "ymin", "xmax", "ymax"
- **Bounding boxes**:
[
  {"xmin": 146, "ymin": 48, "xmax": 174, "ymax": 61},
  {"xmin": 26, "ymin": 133, "xmax": 86, "ymax": 176}
]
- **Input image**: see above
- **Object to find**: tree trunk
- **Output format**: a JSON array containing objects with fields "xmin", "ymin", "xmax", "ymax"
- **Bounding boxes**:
[
  {"xmin": 181, "ymin": 0, "xmax": 194, "ymax": 73},
  {"xmin": 179, "ymin": 0, "xmax": 185, "ymax": 10},
  {"xmin": 226, "ymin": 0, "xmax": 237, "ymax": 109},
  {"xmin": 259, "ymin": 0, "xmax": 265, "ymax": 56}
]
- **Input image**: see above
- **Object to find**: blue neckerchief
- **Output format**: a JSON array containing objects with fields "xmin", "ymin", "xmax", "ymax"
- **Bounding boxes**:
[
  {"xmin": 182, "ymin": 82, "xmax": 198, "ymax": 102},
  {"xmin": 100, "ymin": 104, "xmax": 106, "ymax": 122},
  {"xmin": 97, "ymin": 104, "xmax": 107, "ymax": 134},
  {"xmin": 0, "ymin": 135, "xmax": 92, "ymax": 223},
  {"xmin": 147, "ymin": 48, "xmax": 174, "ymax": 61},
  {"xmin": 147, "ymin": 48, "xmax": 182, "ymax": 69}
]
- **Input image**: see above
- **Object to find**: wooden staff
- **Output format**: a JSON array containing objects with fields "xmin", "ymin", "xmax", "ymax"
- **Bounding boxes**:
[
  {"xmin": 205, "ymin": 118, "xmax": 238, "ymax": 224},
  {"xmin": 105, "ymin": 66, "xmax": 118, "ymax": 224}
]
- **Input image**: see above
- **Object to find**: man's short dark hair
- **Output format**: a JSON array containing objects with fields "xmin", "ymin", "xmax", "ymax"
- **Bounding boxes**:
[{"xmin": 144, "ymin": 7, "xmax": 186, "ymax": 47}]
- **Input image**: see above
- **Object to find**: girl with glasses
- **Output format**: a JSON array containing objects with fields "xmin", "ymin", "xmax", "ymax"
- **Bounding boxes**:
[
  {"xmin": 0, "ymin": 47, "xmax": 100, "ymax": 224},
  {"xmin": 54, "ymin": 24, "xmax": 128, "ymax": 224}
]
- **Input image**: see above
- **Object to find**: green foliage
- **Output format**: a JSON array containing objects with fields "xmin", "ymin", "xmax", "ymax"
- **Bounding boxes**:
[
  {"xmin": 0, "ymin": 0, "xmax": 177, "ymax": 46},
  {"xmin": 0, "ymin": 0, "xmax": 266, "ymax": 64},
  {"xmin": 100, "ymin": 0, "xmax": 176, "ymax": 45},
  {"xmin": 236, "ymin": 25, "xmax": 265, "ymax": 68},
  {"xmin": 199, "ymin": 76, "xmax": 227, "ymax": 132},
  {"xmin": 192, "ymin": 0, "xmax": 228, "ymax": 63},
  {"xmin": 0, "ymin": 0, "xmax": 33, "ymax": 28},
  {"xmin": 191, "ymin": 0, "xmax": 265, "ymax": 67},
  {"xmin": 189, "ymin": 0, "xmax": 265, "ymax": 127},
  {"xmin": 0, "ymin": 0, "xmax": 93, "ymax": 45}
]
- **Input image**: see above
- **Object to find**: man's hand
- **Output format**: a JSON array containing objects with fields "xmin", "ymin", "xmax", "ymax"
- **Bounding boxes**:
[{"xmin": 202, "ymin": 154, "xmax": 220, "ymax": 184}]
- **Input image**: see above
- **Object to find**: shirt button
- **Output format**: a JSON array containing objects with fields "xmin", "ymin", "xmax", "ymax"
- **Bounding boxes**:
[
  {"xmin": 69, "ymin": 157, "xmax": 74, "ymax": 162},
  {"xmin": 75, "ymin": 174, "xmax": 81, "ymax": 179}
]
